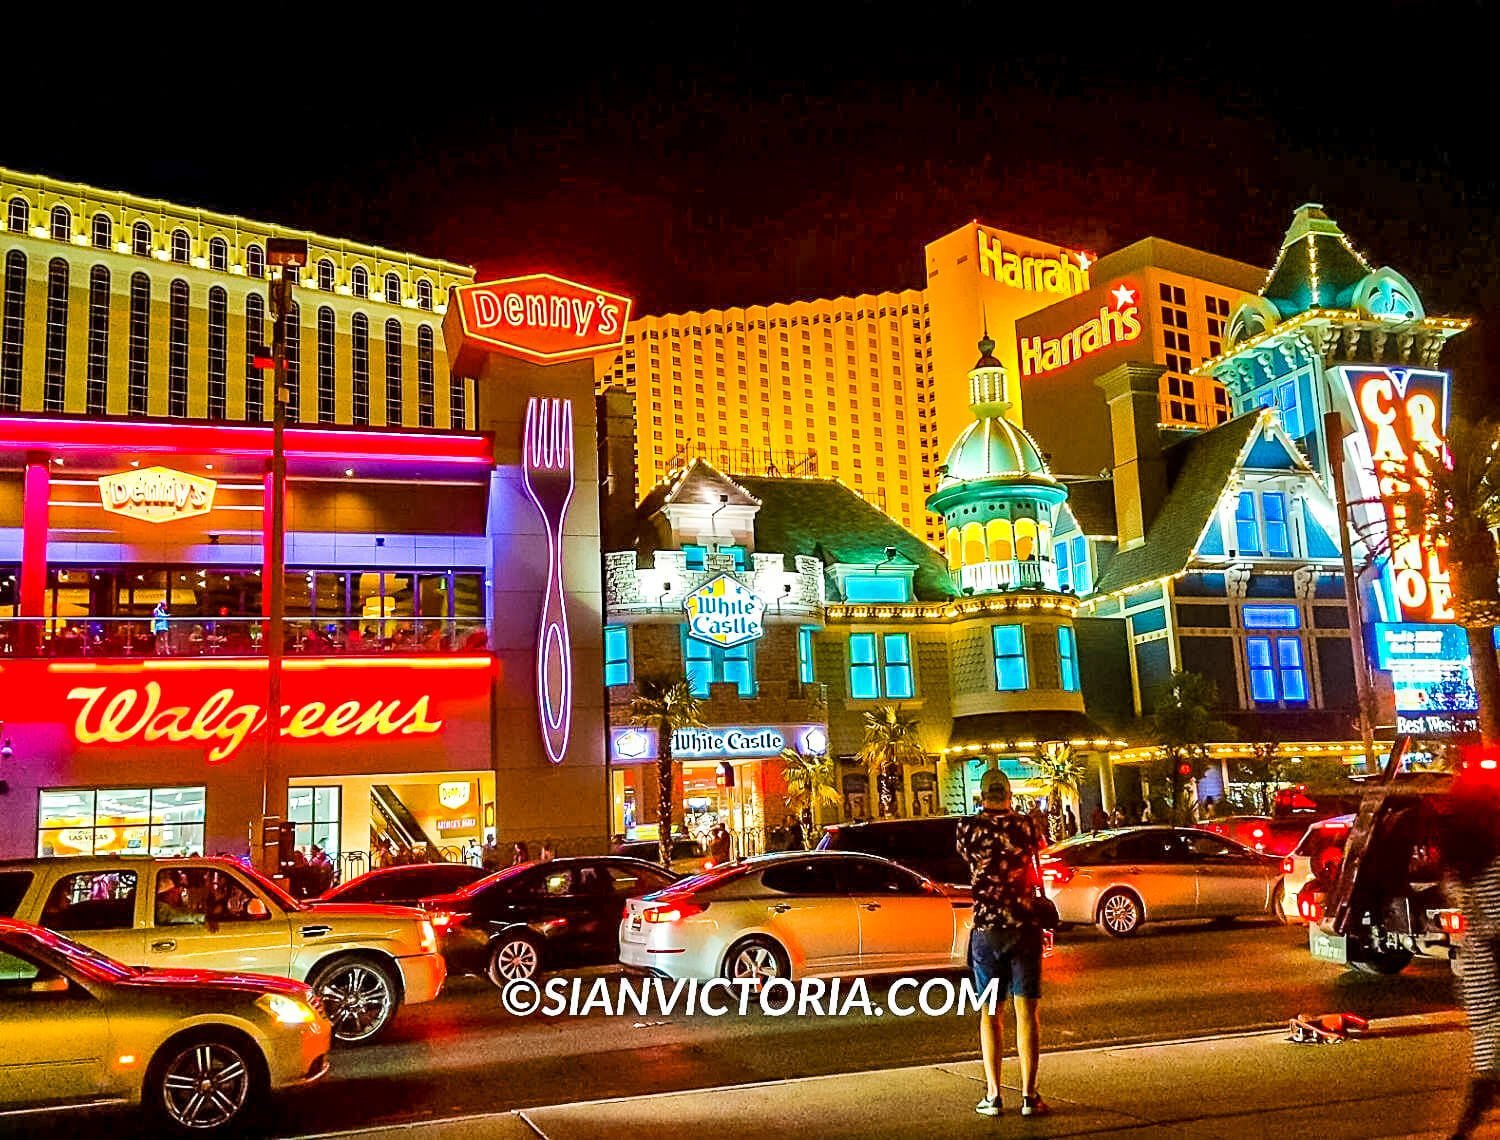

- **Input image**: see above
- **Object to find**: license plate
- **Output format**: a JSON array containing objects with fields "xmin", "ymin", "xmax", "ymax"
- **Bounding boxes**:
[
  {"xmin": 1309, "ymin": 928, "xmax": 1348, "ymax": 964},
  {"xmin": 627, "ymin": 914, "xmax": 643, "ymax": 933}
]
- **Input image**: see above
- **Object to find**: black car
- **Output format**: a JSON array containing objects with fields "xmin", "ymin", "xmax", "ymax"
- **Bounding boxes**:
[
  {"xmin": 817, "ymin": 816, "xmax": 970, "ymax": 886},
  {"xmin": 612, "ymin": 838, "xmax": 711, "ymax": 874},
  {"xmin": 421, "ymin": 856, "xmax": 679, "ymax": 985},
  {"xmin": 313, "ymin": 862, "xmax": 489, "ymax": 909}
]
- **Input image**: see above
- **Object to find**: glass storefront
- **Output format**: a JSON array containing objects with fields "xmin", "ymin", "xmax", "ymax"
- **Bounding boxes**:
[
  {"xmin": 288, "ymin": 785, "xmax": 342, "ymax": 859},
  {"xmin": 37, "ymin": 785, "xmax": 206, "ymax": 857}
]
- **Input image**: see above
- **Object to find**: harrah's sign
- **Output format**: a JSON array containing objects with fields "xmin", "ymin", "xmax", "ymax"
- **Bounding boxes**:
[
  {"xmin": 1344, "ymin": 366, "xmax": 1454, "ymax": 622},
  {"xmin": 449, "ymin": 272, "xmax": 631, "ymax": 365},
  {"xmin": 1019, "ymin": 282, "xmax": 1142, "ymax": 378},
  {"xmin": 978, "ymin": 230, "xmax": 1090, "ymax": 296}
]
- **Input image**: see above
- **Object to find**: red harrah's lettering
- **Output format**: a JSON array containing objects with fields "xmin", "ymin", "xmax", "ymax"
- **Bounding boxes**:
[{"xmin": 67, "ymin": 682, "xmax": 445, "ymax": 763}]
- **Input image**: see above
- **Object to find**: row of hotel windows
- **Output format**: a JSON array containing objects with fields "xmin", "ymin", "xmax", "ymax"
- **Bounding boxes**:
[
  {"xmin": 5, "ymin": 198, "xmax": 439, "ymax": 308},
  {"xmin": 0, "ymin": 252, "xmax": 463, "ymax": 426},
  {"xmin": 599, "ymin": 624, "xmax": 1080, "ymax": 699}
]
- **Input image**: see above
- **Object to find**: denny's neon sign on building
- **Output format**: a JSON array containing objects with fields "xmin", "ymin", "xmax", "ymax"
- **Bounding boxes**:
[
  {"xmin": 449, "ymin": 273, "xmax": 631, "ymax": 365},
  {"xmin": 98, "ymin": 466, "xmax": 217, "ymax": 523},
  {"xmin": 1342, "ymin": 366, "xmax": 1454, "ymax": 622}
]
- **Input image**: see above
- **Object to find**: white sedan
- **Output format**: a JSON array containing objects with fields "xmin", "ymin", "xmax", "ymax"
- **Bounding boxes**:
[{"xmin": 620, "ymin": 851, "xmax": 973, "ymax": 981}]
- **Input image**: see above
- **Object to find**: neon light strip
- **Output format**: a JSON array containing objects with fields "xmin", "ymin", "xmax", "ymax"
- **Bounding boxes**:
[
  {"xmin": 36, "ymin": 655, "xmax": 494, "ymax": 674},
  {"xmin": 522, "ymin": 396, "xmax": 574, "ymax": 764}
]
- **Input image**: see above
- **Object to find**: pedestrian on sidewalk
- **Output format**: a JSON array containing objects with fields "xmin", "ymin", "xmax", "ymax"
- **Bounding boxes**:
[
  {"xmin": 1446, "ymin": 762, "xmax": 1500, "ymax": 1138},
  {"xmin": 956, "ymin": 769, "xmax": 1049, "ymax": 1119}
]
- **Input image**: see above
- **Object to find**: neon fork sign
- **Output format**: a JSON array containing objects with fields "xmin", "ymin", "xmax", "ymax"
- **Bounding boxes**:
[{"xmin": 522, "ymin": 397, "xmax": 575, "ymax": 764}]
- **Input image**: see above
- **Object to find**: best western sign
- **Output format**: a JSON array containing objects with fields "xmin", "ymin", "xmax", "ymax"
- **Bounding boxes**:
[
  {"xmin": 683, "ymin": 575, "xmax": 765, "ymax": 648},
  {"xmin": 447, "ymin": 272, "xmax": 631, "ymax": 368},
  {"xmin": 98, "ymin": 466, "xmax": 216, "ymax": 523},
  {"xmin": 1019, "ymin": 282, "xmax": 1142, "ymax": 378},
  {"xmin": 978, "ymin": 229, "xmax": 1090, "ymax": 296}
]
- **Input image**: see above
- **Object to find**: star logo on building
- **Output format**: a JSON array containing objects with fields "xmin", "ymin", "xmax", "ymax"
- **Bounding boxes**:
[
  {"xmin": 1077, "ymin": 251, "xmax": 1092, "ymax": 272},
  {"xmin": 1110, "ymin": 283, "xmax": 1136, "ymax": 310}
]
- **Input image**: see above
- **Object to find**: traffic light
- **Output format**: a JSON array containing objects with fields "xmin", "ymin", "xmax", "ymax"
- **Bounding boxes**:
[{"xmin": 1177, "ymin": 762, "xmax": 1192, "ymax": 778}]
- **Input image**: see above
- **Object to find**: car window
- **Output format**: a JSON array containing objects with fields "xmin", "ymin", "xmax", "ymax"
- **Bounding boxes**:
[
  {"xmin": 0, "ymin": 945, "xmax": 42, "ymax": 988},
  {"xmin": 1181, "ymin": 833, "xmax": 1245, "ymax": 861},
  {"xmin": 841, "ymin": 857, "xmax": 927, "ymax": 895},
  {"xmin": 41, "ymin": 870, "xmax": 138, "ymax": 932},
  {"xmin": 571, "ymin": 864, "xmax": 617, "ymax": 896},
  {"xmin": 0, "ymin": 871, "xmax": 33, "ymax": 917},
  {"xmin": 761, "ymin": 859, "xmax": 844, "ymax": 896},
  {"xmin": 155, "ymin": 868, "xmax": 268, "ymax": 927},
  {"xmin": 1108, "ymin": 833, "xmax": 1174, "ymax": 864},
  {"xmin": 536, "ymin": 867, "xmax": 575, "ymax": 897},
  {"xmin": 606, "ymin": 864, "xmax": 674, "ymax": 895},
  {"xmin": 329, "ymin": 874, "xmax": 392, "ymax": 902}
]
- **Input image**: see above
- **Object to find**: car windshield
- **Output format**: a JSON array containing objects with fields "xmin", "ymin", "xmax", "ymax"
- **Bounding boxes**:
[
  {"xmin": 1293, "ymin": 815, "xmax": 1355, "ymax": 856},
  {"xmin": 231, "ymin": 863, "xmax": 301, "ymax": 912},
  {"xmin": 27, "ymin": 926, "xmax": 138, "ymax": 982}
]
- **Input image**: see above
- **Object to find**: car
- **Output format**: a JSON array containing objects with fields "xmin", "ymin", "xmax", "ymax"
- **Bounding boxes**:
[
  {"xmin": 816, "ymin": 816, "xmax": 970, "ymax": 886},
  {"xmin": 421, "ymin": 856, "xmax": 679, "ymax": 985},
  {"xmin": 315, "ymin": 863, "xmax": 489, "ymax": 909},
  {"xmin": 620, "ymin": 850, "xmax": 973, "ymax": 981},
  {"xmin": 0, "ymin": 916, "xmax": 330, "ymax": 1133},
  {"xmin": 1040, "ymin": 827, "xmax": 1283, "ymax": 936},
  {"xmin": 1277, "ymin": 814, "xmax": 1355, "ymax": 924},
  {"xmin": 1200, "ymin": 815, "xmax": 1278, "ymax": 854},
  {"xmin": 612, "ymin": 838, "xmax": 713, "ymax": 874},
  {"xmin": 0, "ymin": 855, "xmax": 444, "ymax": 1044}
]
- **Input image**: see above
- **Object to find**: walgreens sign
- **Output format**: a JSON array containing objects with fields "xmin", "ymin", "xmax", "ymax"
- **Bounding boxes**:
[{"xmin": 450, "ymin": 273, "xmax": 631, "ymax": 365}]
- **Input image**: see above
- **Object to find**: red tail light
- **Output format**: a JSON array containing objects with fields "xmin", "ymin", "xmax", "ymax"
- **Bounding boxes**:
[
  {"xmin": 1040, "ymin": 861, "xmax": 1074, "ymax": 887},
  {"xmin": 1282, "ymin": 857, "xmax": 1295, "ymax": 876},
  {"xmin": 1440, "ymin": 910, "xmax": 1468, "ymax": 935},
  {"xmin": 642, "ymin": 901, "xmax": 707, "ymax": 924},
  {"xmin": 1298, "ymin": 897, "xmax": 1323, "ymax": 921},
  {"xmin": 427, "ymin": 910, "xmax": 456, "ymax": 932}
]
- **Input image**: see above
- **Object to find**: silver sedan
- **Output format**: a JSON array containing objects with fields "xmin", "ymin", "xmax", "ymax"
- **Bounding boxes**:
[
  {"xmin": 1042, "ymin": 827, "xmax": 1282, "ymax": 937},
  {"xmin": 620, "ymin": 851, "xmax": 973, "ymax": 980}
]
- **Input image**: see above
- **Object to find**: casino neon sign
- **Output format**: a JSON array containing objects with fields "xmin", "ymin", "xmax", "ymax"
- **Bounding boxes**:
[
  {"xmin": 1018, "ymin": 282, "xmax": 1142, "ymax": 378},
  {"xmin": 1345, "ymin": 366, "xmax": 1454, "ymax": 622}
]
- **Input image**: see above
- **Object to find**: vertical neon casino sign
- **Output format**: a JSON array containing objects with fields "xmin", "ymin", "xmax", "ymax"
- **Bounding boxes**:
[{"xmin": 523, "ymin": 397, "xmax": 575, "ymax": 763}]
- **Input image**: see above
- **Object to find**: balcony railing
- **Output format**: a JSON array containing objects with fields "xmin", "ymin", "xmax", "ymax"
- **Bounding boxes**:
[
  {"xmin": 0, "ymin": 617, "xmax": 490, "ymax": 658},
  {"xmin": 958, "ymin": 558, "xmax": 1060, "ymax": 594}
]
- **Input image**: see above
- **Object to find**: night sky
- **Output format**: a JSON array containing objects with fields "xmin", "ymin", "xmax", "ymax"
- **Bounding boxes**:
[{"xmin": 10, "ymin": 6, "xmax": 1496, "ymax": 400}]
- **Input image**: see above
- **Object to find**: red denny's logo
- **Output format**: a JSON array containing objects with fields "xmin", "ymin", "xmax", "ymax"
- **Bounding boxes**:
[{"xmin": 450, "ymin": 273, "xmax": 631, "ymax": 364}]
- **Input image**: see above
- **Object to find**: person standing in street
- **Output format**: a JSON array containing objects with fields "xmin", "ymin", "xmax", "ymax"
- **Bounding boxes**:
[
  {"xmin": 1062, "ymin": 805, "xmax": 1078, "ymax": 838},
  {"xmin": 1446, "ymin": 763, "xmax": 1500, "ymax": 1137},
  {"xmin": 956, "ymin": 770, "xmax": 1049, "ymax": 1118}
]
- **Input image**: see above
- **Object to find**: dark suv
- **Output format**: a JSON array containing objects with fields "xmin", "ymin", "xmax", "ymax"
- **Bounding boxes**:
[{"xmin": 817, "ymin": 816, "xmax": 969, "ymax": 886}]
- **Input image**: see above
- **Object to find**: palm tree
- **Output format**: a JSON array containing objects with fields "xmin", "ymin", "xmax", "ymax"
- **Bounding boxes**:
[
  {"xmin": 856, "ymin": 705, "xmax": 926, "ymax": 818},
  {"xmin": 628, "ymin": 674, "xmax": 705, "ymax": 867},
  {"xmin": 779, "ymin": 748, "xmax": 842, "ymax": 846},
  {"xmin": 1149, "ymin": 671, "xmax": 1233, "ymax": 824},
  {"xmin": 1032, "ymin": 742, "xmax": 1086, "ymax": 841}
]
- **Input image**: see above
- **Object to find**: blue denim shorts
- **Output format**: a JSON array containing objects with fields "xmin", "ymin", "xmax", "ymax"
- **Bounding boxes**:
[{"xmin": 968, "ymin": 925, "xmax": 1043, "ymax": 1000}]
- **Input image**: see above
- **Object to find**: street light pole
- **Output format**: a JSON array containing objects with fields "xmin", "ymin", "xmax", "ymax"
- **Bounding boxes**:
[{"xmin": 262, "ymin": 238, "xmax": 307, "ymax": 876}]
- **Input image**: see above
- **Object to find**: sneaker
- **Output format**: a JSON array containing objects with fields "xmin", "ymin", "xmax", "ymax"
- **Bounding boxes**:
[
  {"xmin": 1020, "ymin": 1094, "xmax": 1050, "ymax": 1117},
  {"xmin": 975, "ymin": 1095, "xmax": 1002, "ymax": 1116}
]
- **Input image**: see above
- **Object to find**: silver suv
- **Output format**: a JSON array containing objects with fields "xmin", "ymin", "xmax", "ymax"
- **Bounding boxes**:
[{"xmin": 0, "ymin": 856, "xmax": 445, "ymax": 1043}]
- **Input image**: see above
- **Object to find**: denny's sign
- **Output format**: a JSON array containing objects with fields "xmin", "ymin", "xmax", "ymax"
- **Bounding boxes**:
[
  {"xmin": 99, "ymin": 466, "xmax": 217, "ymax": 523},
  {"xmin": 446, "ymin": 273, "xmax": 631, "ymax": 371}
]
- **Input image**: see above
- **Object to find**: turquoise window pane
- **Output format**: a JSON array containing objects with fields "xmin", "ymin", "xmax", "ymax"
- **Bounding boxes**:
[
  {"xmin": 1243, "ymin": 604, "xmax": 1299, "ymax": 629},
  {"xmin": 845, "ymin": 574, "xmax": 910, "ymax": 602},
  {"xmin": 798, "ymin": 626, "xmax": 816, "ymax": 684},
  {"xmin": 1247, "ymin": 636, "xmax": 1275, "ymax": 702},
  {"xmin": 1054, "ymin": 540, "xmax": 1071, "ymax": 591},
  {"xmin": 1070, "ymin": 536, "xmax": 1090, "ymax": 593},
  {"xmin": 1235, "ymin": 492, "xmax": 1262, "ymax": 556},
  {"xmin": 1278, "ymin": 638, "xmax": 1307, "ymax": 702},
  {"xmin": 1263, "ymin": 492, "xmax": 1291, "ymax": 556},
  {"xmin": 683, "ymin": 544, "xmax": 706, "ymax": 570},
  {"xmin": 604, "ymin": 624, "xmax": 630, "ymax": 687},
  {"xmin": 1058, "ymin": 626, "xmax": 1079, "ymax": 692}
]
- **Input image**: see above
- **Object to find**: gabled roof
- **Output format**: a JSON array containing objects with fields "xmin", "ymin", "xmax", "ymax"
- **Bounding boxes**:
[
  {"xmin": 636, "ymin": 458, "xmax": 760, "ymax": 521},
  {"xmin": 1260, "ymin": 204, "xmax": 1372, "ymax": 318},
  {"xmin": 1060, "ymin": 479, "xmax": 1117, "ymax": 537},
  {"xmin": 732, "ymin": 476, "xmax": 956, "ymax": 601},
  {"xmin": 1092, "ymin": 410, "xmax": 1266, "ymax": 596}
]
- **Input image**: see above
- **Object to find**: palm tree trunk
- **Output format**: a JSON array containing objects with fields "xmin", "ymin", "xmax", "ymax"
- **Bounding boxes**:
[{"xmin": 657, "ymin": 731, "xmax": 674, "ymax": 868}]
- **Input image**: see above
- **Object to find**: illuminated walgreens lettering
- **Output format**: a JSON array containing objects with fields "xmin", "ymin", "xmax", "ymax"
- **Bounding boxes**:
[
  {"xmin": 65, "ymin": 682, "xmax": 444, "ymax": 762},
  {"xmin": 1019, "ymin": 283, "xmax": 1141, "ymax": 377},
  {"xmin": 1351, "ymin": 368, "xmax": 1453, "ymax": 622},
  {"xmin": 977, "ymin": 230, "xmax": 1090, "ymax": 296}
]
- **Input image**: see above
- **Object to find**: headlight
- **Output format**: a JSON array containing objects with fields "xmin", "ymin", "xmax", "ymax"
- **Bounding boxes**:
[
  {"xmin": 419, "ymin": 918, "xmax": 436, "ymax": 955},
  {"xmin": 258, "ymin": 992, "xmax": 318, "ymax": 1026}
]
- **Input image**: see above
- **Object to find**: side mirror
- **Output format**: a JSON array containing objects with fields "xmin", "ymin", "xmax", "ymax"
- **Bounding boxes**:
[
  {"xmin": 245, "ymin": 898, "xmax": 270, "ymax": 919},
  {"xmin": 30, "ymin": 975, "xmax": 70, "ymax": 996}
]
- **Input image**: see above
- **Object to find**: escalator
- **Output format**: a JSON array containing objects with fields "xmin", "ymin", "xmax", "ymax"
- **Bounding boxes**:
[{"xmin": 371, "ymin": 784, "xmax": 440, "ymax": 859}]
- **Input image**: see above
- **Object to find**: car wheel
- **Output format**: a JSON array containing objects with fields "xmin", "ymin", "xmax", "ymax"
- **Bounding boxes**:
[
  {"xmin": 148, "ymin": 1031, "xmax": 263, "ymax": 1134},
  {"xmin": 312, "ymin": 956, "xmax": 398, "ymax": 1044},
  {"xmin": 723, "ymin": 936, "xmax": 790, "ymax": 982},
  {"xmin": 1097, "ymin": 890, "xmax": 1143, "ymax": 937},
  {"xmin": 487, "ymin": 932, "xmax": 543, "ymax": 986},
  {"xmin": 1350, "ymin": 949, "xmax": 1413, "ymax": 976}
]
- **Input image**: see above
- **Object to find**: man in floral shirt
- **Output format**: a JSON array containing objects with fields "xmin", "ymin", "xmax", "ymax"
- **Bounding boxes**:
[{"xmin": 956, "ymin": 769, "xmax": 1048, "ymax": 1118}]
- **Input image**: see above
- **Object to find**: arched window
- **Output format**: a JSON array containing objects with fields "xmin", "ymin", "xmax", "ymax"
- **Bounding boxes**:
[
  {"xmin": 384, "ymin": 318, "xmax": 403, "ymax": 424},
  {"xmin": 170, "ymin": 229, "xmax": 191, "ymax": 264},
  {"xmin": 449, "ymin": 377, "xmax": 467, "ymax": 429},
  {"xmin": 383, "ymin": 272, "xmax": 401, "ymax": 304},
  {"xmin": 961, "ymin": 522, "xmax": 985, "ymax": 566},
  {"xmin": 316, "ymin": 258, "xmax": 334, "ymax": 292},
  {"xmin": 316, "ymin": 306, "xmax": 335, "ymax": 423},
  {"xmin": 86, "ymin": 266, "xmax": 110, "ymax": 414},
  {"xmin": 6, "ymin": 197, "xmax": 28, "ymax": 234},
  {"xmin": 168, "ymin": 279, "xmax": 190, "ymax": 416},
  {"xmin": 1, "ymin": 251, "xmax": 27, "ymax": 410},
  {"xmin": 128, "ymin": 273, "xmax": 150, "ymax": 414},
  {"xmin": 207, "ymin": 286, "xmax": 228, "ymax": 418},
  {"xmin": 91, "ymin": 213, "xmax": 113, "ymax": 249},
  {"xmin": 351, "ymin": 312, "xmax": 370, "ymax": 425},
  {"xmin": 416, "ymin": 278, "xmax": 433, "ymax": 310},
  {"xmin": 43, "ymin": 259, "xmax": 70, "ymax": 411},
  {"xmin": 208, "ymin": 236, "xmax": 228, "ymax": 272},
  {"xmin": 945, "ymin": 527, "xmax": 961, "ymax": 570},
  {"xmin": 1014, "ymin": 518, "xmax": 1038, "ymax": 562},
  {"xmin": 49, "ymin": 206, "xmax": 72, "ymax": 242},
  {"xmin": 417, "ymin": 325, "xmax": 435, "ymax": 427},
  {"xmin": 245, "ymin": 293, "xmax": 266, "ymax": 420},
  {"xmin": 131, "ymin": 221, "xmax": 152, "ymax": 257},
  {"xmin": 245, "ymin": 243, "xmax": 265, "ymax": 278},
  {"xmin": 350, "ymin": 265, "xmax": 368, "ymax": 298},
  {"xmin": 284, "ymin": 301, "xmax": 300, "ymax": 420},
  {"xmin": 985, "ymin": 519, "xmax": 1014, "ymax": 562}
]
